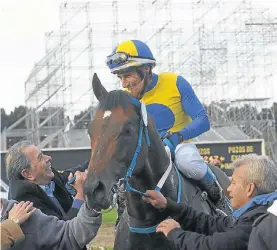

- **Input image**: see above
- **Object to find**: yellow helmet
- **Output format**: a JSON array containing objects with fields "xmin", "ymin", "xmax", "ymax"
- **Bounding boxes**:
[{"xmin": 106, "ymin": 40, "xmax": 156, "ymax": 74}]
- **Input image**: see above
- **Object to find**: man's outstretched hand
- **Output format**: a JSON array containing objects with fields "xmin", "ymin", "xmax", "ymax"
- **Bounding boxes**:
[
  {"xmin": 142, "ymin": 190, "xmax": 167, "ymax": 209},
  {"xmin": 156, "ymin": 219, "xmax": 180, "ymax": 237}
]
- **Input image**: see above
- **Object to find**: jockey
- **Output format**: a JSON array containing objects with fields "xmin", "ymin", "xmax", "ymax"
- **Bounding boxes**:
[{"xmin": 106, "ymin": 39, "xmax": 226, "ymax": 210}]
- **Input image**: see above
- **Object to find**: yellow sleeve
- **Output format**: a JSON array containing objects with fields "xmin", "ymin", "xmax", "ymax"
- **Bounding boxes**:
[{"xmin": 1, "ymin": 219, "xmax": 24, "ymax": 249}]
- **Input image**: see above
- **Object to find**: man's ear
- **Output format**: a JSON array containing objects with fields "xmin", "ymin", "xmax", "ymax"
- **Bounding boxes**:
[
  {"xmin": 21, "ymin": 168, "xmax": 35, "ymax": 181},
  {"xmin": 142, "ymin": 65, "xmax": 151, "ymax": 73},
  {"xmin": 247, "ymin": 182, "xmax": 256, "ymax": 198}
]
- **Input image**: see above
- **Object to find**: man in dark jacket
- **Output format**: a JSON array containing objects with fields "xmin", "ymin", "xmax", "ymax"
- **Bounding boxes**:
[
  {"xmin": 143, "ymin": 154, "xmax": 277, "ymax": 250},
  {"xmin": 6, "ymin": 140, "xmax": 88, "ymax": 220},
  {"xmin": 248, "ymin": 199, "xmax": 277, "ymax": 250}
]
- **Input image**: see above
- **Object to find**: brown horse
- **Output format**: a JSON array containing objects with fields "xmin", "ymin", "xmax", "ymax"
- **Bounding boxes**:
[{"xmin": 84, "ymin": 74, "xmax": 231, "ymax": 250}]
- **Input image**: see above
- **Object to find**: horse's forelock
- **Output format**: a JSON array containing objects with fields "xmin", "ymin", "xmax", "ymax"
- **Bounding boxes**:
[{"xmin": 98, "ymin": 90, "xmax": 131, "ymax": 112}]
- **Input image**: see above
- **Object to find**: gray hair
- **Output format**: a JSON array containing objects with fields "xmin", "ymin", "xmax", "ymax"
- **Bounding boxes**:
[
  {"xmin": 6, "ymin": 140, "xmax": 33, "ymax": 181},
  {"xmin": 232, "ymin": 154, "xmax": 277, "ymax": 195}
]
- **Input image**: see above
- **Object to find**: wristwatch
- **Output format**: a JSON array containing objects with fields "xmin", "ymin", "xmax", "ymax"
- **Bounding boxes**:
[{"xmin": 10, "ymin": 217, "xmax": 20, "ymax": 224}]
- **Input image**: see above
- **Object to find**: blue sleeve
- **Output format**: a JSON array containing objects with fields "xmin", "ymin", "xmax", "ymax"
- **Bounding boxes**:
[
  {"xmin": 72, "ymin": 199, "xmax": 84, "ymax": 209},
  {"xmin": 176, "ymin": 76, "xmax": 210, "ymax": 140}
]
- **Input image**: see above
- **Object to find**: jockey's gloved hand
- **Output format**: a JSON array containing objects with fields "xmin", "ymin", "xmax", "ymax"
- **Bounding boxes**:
[{"xmin": 162, "ymin": 132, "xmax": 183, "ymax": 153}]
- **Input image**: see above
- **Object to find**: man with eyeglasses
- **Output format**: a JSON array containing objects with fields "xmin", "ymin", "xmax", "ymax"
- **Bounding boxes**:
[
  {"xmin": 106, "ymin": 40, "xmax": 230, "ymax": 228},
  {"xmin": 6, "ymin": 140, "xmax": 88, "ymax": 221}
]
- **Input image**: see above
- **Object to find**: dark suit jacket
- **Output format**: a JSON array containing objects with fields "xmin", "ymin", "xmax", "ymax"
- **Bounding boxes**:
[{"xmin": 8, "ymin": 161, "xmax": 89, "ymax": 221}]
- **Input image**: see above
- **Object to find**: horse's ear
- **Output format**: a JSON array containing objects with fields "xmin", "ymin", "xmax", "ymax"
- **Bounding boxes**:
[{"xmin": 92, "ymin": 73, "xmax": 108, "ymax": 101}]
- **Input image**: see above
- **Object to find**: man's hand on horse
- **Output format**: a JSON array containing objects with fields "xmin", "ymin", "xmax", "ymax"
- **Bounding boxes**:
[
  {"xmin": 142, "ymin": 190, "xmax": 167, "ymax": 209},
  {"xmin": 156, "ymin": 219, "xmax": 180, "ymax": 237}
]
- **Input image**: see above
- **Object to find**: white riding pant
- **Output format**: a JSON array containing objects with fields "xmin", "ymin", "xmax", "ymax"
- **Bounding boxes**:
[{"xmin": 174, "ymin": 143, "xmax": 208, "ymax": 181}]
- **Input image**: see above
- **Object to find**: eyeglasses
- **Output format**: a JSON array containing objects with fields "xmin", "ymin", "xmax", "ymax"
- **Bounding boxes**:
[
  {"xmin": 106, "ymin": 52, "xmax": 156, "ymax": 73},
  {"xmin": 106, "ymin": 52, "xmax": 130, "ymax": 67}
]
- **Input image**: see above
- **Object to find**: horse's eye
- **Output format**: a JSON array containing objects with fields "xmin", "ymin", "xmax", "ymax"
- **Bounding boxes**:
[
  {"xmin": 121, "ymin": 125, "xmax": 134, "ymax": 137},
  {"xmin": 122, "ymin": 128, "xmax": 131, "ymax": 136}
]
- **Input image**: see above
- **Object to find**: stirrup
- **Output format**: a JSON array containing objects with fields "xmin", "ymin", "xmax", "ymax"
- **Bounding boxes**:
[
  {"xmin": 215, "ymin": 208, "xmax": 228, "ymax": 216},
  {"xmin": 215, "ymin": 194, "xmax": 232, "ymax": 215},
  {"xmin": 198, "ymin": 178, "xmax": 222, "ymax": 203},
  {"xmin": 207, "ymin": 181, "xmax": 232, "ymax": 215},
  {"xmin": 214, "ymin": 180, "xmax": 223, "ymax": 199}
]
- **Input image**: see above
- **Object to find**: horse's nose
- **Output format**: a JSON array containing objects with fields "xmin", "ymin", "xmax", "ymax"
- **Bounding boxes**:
[
  {"xmin": 93, "ymin": 181, "xmax": 105, "ymax": 195},
  {"xmin": 84, "ymin": 174, "xmax": 99, "ymax": 196},
  {"xmin": 84, "ymin": 176, "xmax": 106, "ymax": 205}
]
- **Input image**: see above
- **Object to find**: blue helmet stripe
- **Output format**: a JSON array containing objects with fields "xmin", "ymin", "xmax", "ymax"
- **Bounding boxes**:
[{"xmin": 132, "ymin": 40, "xmax": 154, "ymax": 59}]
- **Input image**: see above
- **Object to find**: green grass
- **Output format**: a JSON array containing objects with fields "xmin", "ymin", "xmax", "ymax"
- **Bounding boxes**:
[
  {"xmin": 88, "ymin": 247, "xmax": 113, "ymax": 250},
  {"xmin": 87, "ymin": 209, "xmax": 116, "ymax": 249},
  {"xmin": 102, "ymin": 208, "xmax": 117, "ymax": 224}
]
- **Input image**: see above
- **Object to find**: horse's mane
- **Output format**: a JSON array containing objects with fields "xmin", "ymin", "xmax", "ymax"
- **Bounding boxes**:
[{"xmin": 98, "ymin": 90, "xmax": 131, "ymax": 111}]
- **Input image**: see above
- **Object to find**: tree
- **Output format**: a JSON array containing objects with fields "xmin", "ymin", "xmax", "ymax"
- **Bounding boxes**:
[
  {"xmin": 273, "ymin": 102, "xmax": 277, "ymax": 133},
  {"xmin": 38, "ymin": 106, "xmax": 65, "ymax": 127},
  {"xmin": 73, "ymin": 106, "xmax": 95, "ymax": 129},
  {"xmin": 1, "ymin": 106, "xmax": 28, "ymax": 131}
]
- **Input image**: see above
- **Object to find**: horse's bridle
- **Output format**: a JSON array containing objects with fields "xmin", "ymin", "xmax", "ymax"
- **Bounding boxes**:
[
  {"xmin": 112, "ymin": 97, "xmax": 182, "ymax": 234},
  {"xmin": 93, "ymin": 96, "xmax": 182, "ymax": 234},
  {"xmin": 121, "ymin": 97, "xmax": 181, "ymax": 199},
  {"xmin": 121, "ymin": 97, "xmax": 152, "ymax": 197},
  {"xmin": 91, "ymin": 97, "xmax": 151, "ymax": 214}
]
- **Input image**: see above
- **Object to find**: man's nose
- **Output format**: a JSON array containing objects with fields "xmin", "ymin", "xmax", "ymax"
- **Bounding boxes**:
[
  {"xmin": 45, "ymin": 155, "xmax": 52, "ymax": 162},
  {"xmin": 227, "ymin": 184, "xmax": 231, "ymax": 193}
]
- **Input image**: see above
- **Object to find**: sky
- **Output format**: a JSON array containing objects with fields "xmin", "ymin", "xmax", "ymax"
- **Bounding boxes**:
[
  {"xmin": 0, "ymin": 0, "xmax": 276, "ymax": 114},
  {"xmin": 0, "ymin": 0, "xmax": 60, "ymax": 113}
]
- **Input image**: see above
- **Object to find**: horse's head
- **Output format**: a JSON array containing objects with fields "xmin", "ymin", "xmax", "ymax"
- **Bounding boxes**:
[{"xmin": 84, "ymin": 74, "xmax": 166, "ymax": 211}]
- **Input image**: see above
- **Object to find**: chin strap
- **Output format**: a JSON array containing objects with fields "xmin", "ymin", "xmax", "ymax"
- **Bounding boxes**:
[{"xmin": 136, "ymin": 67, "xmax": 152, "ymax": 100}]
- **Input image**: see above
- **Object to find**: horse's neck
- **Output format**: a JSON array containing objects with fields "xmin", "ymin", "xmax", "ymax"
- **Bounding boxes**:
[
  {"xmin": 147, "ymin": 132, "xmax": 170, "ymax": 176},
  {"xmin": 125, "ymin": 162, "xmax": 164, "ymax": 221},
  {"xmin": 125, "ymin": 140, "xmax": 171, "ymax": 221}
]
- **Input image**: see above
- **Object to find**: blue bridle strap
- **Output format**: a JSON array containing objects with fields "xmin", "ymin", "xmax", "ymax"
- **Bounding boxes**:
[
  {"xmin": 130, "ymin": 165, "xmax": 182, "ymax": 234},
  {"xmin": 129, "ymin": 224, "xmax": 159, "ymax": 234},
  {"xmin": 128, "ymin": 96, "xmax": 141, "ymax": 108},
  {"xmin": 125, "ymin": 119, "xmax": 144, "ymax": 178},
  {"xmin": 124, "ymin": 118, "xmax": 151, "ymax": 197},
  {"xmin": 175, "ymin": 163, "xmax": 182, "ymax": 203},
  {"xmin": 162, "ymin": 138, "xmax": 175, "ymax": 155},
  {"xmin": 124, "ymin": 97, "xmax": 151, "ymax": 197},
  {"xmin": 125, "ymin": 96, "xmax": 182, "ymax": 233},
  {"xmin": 144, "ymin": 127, "xmax": 151, "ymax": 146}
]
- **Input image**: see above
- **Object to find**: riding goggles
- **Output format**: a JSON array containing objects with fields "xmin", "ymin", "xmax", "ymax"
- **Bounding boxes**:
[{"xmin": 106, "ymin": 52, "xmax": 156, "ymax": 73}]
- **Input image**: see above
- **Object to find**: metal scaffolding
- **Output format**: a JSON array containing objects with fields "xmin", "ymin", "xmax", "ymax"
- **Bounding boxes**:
[
  {"xmin": 2, "ymin": 0, "xmax": 276, "ymax": 160},
  {"xmin": 188, "ymin": 0, "xmax": 277, "ymax": 160}
]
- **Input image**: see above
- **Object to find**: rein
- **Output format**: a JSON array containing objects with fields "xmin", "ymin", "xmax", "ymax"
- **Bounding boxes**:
[{"xmin": 122, "ymin": 97, "xmax": 182, "ymax": 233}]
